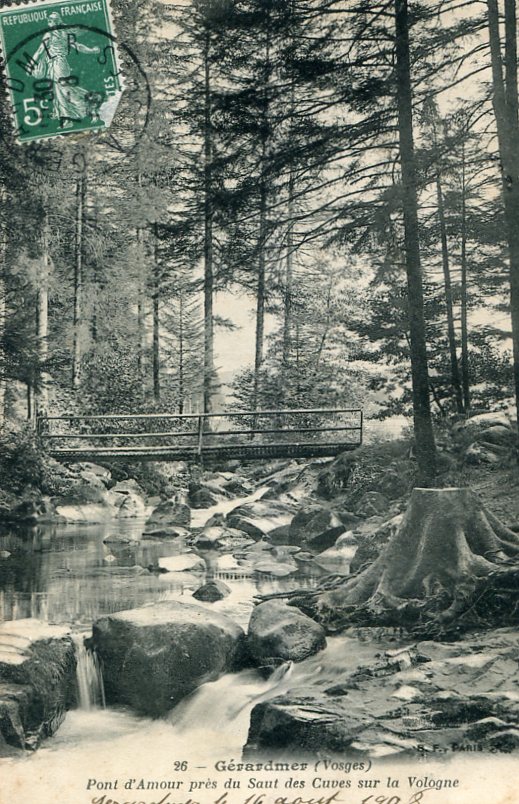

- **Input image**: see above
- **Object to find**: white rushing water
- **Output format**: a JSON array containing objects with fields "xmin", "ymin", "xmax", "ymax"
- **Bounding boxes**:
[
  {"xmin": 0, "ymin": 631, "xmax": 417, "ymax": 804},
  {"xmin": 1, "ymin": 631, "xmax": 512, "ymax": 804},
  {"xmin": 74, "ymin": 635, "xmax": 106, "ymax": 711},
  {"xmin": 1, "ymin": 488, "xmax": 518, "ymax": 804},
  {"xmin": 190, "ymin": 484, "xmax": 269, "ymax": 528},
  {"xmin": 0, "ymin": 485, "xmax": 355, "ymax": 803},
  {"xmin": 0, "ymin": 654, "xmax": 308, "ymax": 803},
  {"xmin": 169, "ymin": 661, "xmax": 294, "ymax": 735}
]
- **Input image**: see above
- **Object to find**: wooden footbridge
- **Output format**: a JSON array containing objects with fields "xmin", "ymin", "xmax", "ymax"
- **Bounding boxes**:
[{"xmin": 37, "ymin": 407, "xmax": 363, "ymax": 463}]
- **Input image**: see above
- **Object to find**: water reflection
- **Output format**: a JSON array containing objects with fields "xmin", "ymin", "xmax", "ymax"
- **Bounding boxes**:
[{"xmin": 0, "ymin": 516, "xmax": 322, "ymax": 628}]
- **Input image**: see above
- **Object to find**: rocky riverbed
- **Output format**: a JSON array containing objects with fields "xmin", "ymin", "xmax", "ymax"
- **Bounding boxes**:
[{"xmin": 1, "ymin": 414, "xmax": 519, "ymax": 762}]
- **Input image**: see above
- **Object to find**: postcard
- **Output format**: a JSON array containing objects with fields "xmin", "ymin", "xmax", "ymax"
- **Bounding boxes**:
[{"xmin": 0, "ymin": 0, "xmax": 517, "ymax": 802}]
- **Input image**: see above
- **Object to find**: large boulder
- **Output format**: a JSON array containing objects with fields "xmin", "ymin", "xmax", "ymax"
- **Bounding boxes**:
[
  {"xmin": 0, "ymin": 683, "xmax": 33, "ymax": 755},
  {"xmin": 0, "ymin": 620, "xmax": 76, "ymax": 755},
  {"xmin": 245, "ymin": 693, "xmax": 370, "ymax": 758},
  {"xmin": 224, "ymin": 515, "xmax": 265, "ymax": 541},
  {"xmin": 457, "ymin": 412, "xmax": 512, "ymax": 433},
  {"xmin": 193, "ymin": 526, "xmax": 253, "ymax": 550},
  {"xmin": 53, "ymin": 504, "xmax": 114, "ymax": 523},
  {"xmin": 116, "ymin": 493, "xmax": 146, "ymax": 519},
  {"xmin": 204, "ymin": 512, "xmax": 226, "ymax": 527},
  {"xmin": 246, "ymin": 545, "xmax": 300, "ymax": 576},
  {"xmin": 337, "ymin": 511, "xmax": 362, "ymax": 528},
  {"xmin": 313, "ymin": 531, "xmax": 357, "ymax": 571},
  {"xmin": 252, "ymin": 559, "xmax": 298, "ymax": 577},
  {"xmin": 478, "ymin": 425, "xmax": 516, "ymax": 447},
  {"xmin": 267, "ymin": 525, "xmax": 291, "ymax": 545},
  {"xmin": 76, "ymin": 471, "xmax": 108, "ymax": 491},
  {"xmin": 54, "ymin": 483, "xmax": 114, "ymax": 522},
  {"xmin": 108, "ymin": 480, "xmax": 147, "ymax": 519},
  {"xmin": 103, "ymin": 533, "xmax": 139, "ymax": 546},
  {"xmin": 73, "ymin": 462, "xmax": 112, "ymax": 488},
  {"xmin": 246, "ymin": 601, "xmax": 326, "ymax": 666},
  {"xmin": 92, "ymin": 601, "xmax": 244, "ymax": 716},
  {"xmin": 234, "ymin": 541, "xmax": 274, "ymax": 563},
  {"xmin": 226, "ymin": 500, "xmax": 295, "ymax": 541},
  {"xmin": 192, "ymin": 580, "xmax": 231, "ymax": 602},
  {"xmin": 158, "ymin": 554, "xmax": 206, "ymax": 573},
  {"xmin": 111, "ymin": 479, "xmax": 146, "ymax": 497},
  {"xmin": 189, "ymin": 487, "xmax": 219, "ymax": 509},
  {"xmin": 354, "ymin": 491, "xmax": 390, "ymax": 517},
  {"xmin": 288, "ymin": 507, "xmax": 345, "ymax": 552},
  {"xmin": 245, "ymin": 628, "xmax": 519, "ymax": 760},
  {"xmin": 260, "ymin": 463, "xmax": 305, "ymax": 498},
  {"xmin": 223, "ymin": 477, "xmax": 254, "ymax": 496},
  {"xmin": 142, "ymin": 526, "xmax": 190, "ymax": 540},
  {"xmin": 146, "ymin": 500, "xmax": 191, "ymax": 529},
  {"xmin": 465, "ymin": 442, "xmax": 502, "ymax": 465}
]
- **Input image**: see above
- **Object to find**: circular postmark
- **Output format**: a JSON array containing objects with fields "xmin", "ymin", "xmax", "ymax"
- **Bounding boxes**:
[{"xmin": 0, "ymin": 11, "xmax": 151, "ymax": 177}]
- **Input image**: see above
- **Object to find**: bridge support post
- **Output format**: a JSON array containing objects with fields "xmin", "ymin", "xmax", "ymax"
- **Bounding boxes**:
[{"xmin": 35, "ymin": 411, "xmax": 49, "ymax": 438}]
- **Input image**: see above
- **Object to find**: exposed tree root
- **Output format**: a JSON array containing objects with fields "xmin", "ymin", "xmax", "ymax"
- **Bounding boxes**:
[{"xmin": 289, "ymin": 488, "xmax": 519, "ymax": 638}]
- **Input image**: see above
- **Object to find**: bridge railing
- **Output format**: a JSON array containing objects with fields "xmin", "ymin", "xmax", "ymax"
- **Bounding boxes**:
[{"xmin": 37, "ymin": 407, "xmax": 363, "ymax": 459}]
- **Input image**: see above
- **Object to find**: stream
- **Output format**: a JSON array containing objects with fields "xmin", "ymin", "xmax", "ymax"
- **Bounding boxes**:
[
  {"xmin": 0, "ymin": 488, "xmax": 320, "ymax": 629},
  {"xmin": 0, "ymin": 489, "xmax": 512, "ymax": 804},
  {"xmin": 0, "ymin": 633, "xmax": 394, "ymax": 804},
  {"xmin": 0, "ymin": 489, "xmax": 329, "ymax": 773}
]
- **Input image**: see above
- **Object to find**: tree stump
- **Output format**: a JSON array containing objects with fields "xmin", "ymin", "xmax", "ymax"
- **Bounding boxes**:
[{"xmin": 315, "ymin": 488, "xmax": 519, "ymax": 631}]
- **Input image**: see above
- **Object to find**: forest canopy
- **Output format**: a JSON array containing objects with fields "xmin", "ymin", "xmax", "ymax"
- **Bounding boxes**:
[{"xmin": 0, "ymin": 0, "xmax": 518, "ymax": 484}]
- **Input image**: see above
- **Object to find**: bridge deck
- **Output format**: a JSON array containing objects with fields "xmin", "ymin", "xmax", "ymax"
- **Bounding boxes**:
[{"xmin": 39, "ymin": 407, "xmax": 363, "ymax": 463}]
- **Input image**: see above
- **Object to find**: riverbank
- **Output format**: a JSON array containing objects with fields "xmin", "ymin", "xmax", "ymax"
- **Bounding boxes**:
[{"xmin": 1, "ymin": 410, "xmax": 519, "ymax": 767}]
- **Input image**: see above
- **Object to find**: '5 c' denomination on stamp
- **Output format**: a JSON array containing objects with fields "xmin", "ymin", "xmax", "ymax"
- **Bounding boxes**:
[{"xmin": 0, "ymin": 0, "xmax": 122, "ymax": 143}]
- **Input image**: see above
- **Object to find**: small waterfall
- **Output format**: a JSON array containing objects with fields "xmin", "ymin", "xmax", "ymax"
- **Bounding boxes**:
[
  {"xmin": 169, "ymin": 661, "xmax": 295, "ymax": 736},
  {"xmin": 74, "ymin": 635, "xmax": 106, "ymax": 711}
]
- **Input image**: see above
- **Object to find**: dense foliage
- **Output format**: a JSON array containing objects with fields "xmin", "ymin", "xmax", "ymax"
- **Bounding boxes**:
[{"xmin": 0, "ymin": 0, "xmax": 518, "ymax": 484}]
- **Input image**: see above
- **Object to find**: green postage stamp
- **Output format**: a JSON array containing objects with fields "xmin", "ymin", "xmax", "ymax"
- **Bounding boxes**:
[{"xmin": 0, "ymin": 0, "xmax": 122, "ymax": 142}]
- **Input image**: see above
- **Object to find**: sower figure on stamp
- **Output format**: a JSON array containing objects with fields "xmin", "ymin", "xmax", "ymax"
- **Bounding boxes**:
[{"xmin": 31, "ymin": 12, "xmax": 100, "ymax": 128}]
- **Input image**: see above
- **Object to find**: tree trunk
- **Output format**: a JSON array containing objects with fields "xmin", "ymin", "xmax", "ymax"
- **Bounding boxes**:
[
  {"xmin": 136, "ymin": 173, "xmax": 146, "ymax": 391},
  {"xmin": 36, "ymin": 207, "xmax": 50, "ymax": 416},
  {"xmin": 487, "ymin": 0, "xmax": 519, "ymax": 438},
  {"xmin": 0, "ymin": 224, "xmax": 6, "ymax": 431},
  {"xmin": 394, "ymin": 0, "xmax": 437, "ymax": 483},
  {"xmin": 27, "ymin": 383, "xmax": 34, "ymax": 421},
  {"xmin": 436, "ymin": 170, "xmax": 464, "ymax": 413},
  {"xmin": 313, "ymin": 280, "xmax": 332, "ymax": 373},
  {"xmin": 178, "ymin": 289, "xmax": 184, "ymax": 414},
  {"xmin": 282, "ymin": 166, "xmax": 295, "ymax": 371},
  {"xmin": 460, "ymin": 140, "xmax": 470, "ymax": 413},
  {"xmin": 252, "ymin": 6, "xmax": 272, "ymax": 414},
  {"xmin": 137, "ymin": 269, "xmax": 146, "ymax": 389},
  {"xmin": 282, "ymin": 67, "xmax": 297, "ymax": 374},
  {"xmin": 295, "ymin": 318, "xmax": 301, "ymax": 395},
  {"xmin": 317, "ymin": 488, "xmax": 519, "ymax": 629},
  {"xmin": 282, "ymin": 0, "xmax": 298, "ymax": 392},
  {"xmin": 91, "ymin": 273, "xmax": 98, "ymax": 343},
  {"xmin": 253, "ymin": 183, "xmax": 267, "ymax": 413},
  {"xmin": 429, "ymin": 379, "xmax": 446, "ymax": 417},
  {"xmin": 203, "ymin": 27, "xmax": 214, "ymax": 415},
  {"xmin": 152, "ymin": 222, "xmax": 160, "ymax": 403},
  {"xmin": 72, "ymin": 177, "xmax": 85, "ymax": 389}
]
